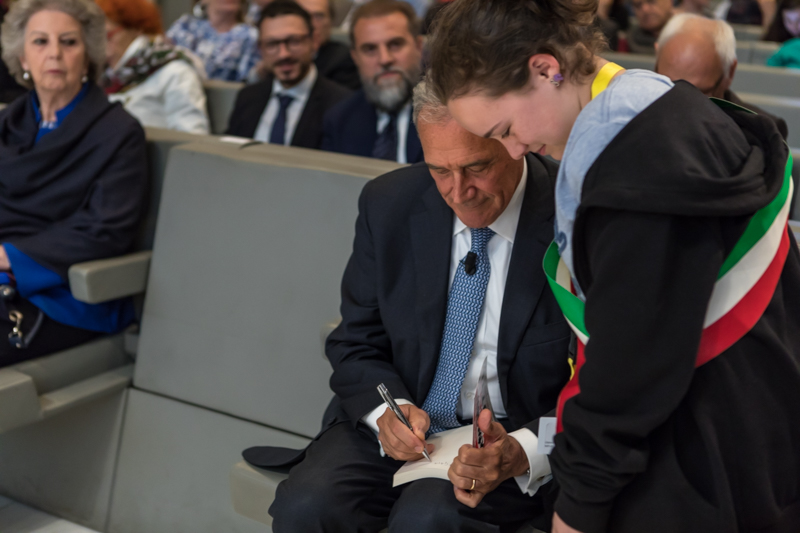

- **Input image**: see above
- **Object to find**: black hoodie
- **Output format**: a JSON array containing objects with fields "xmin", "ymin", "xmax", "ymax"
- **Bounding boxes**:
[{"xmin": 549, "ymin": 81, "xmax": 800, "ymax": 533}]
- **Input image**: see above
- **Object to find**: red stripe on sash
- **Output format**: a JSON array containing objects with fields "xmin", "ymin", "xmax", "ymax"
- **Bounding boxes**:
[
  {"xmin": 696, "ymin": 225, "xmax": 791, "ymax": 365},
  {"xmin": 555, "ymin": 225, "xmax": 791, "ymax": 433}
]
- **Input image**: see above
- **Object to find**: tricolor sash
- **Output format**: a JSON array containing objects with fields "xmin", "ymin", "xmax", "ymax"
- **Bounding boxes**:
[{"xmin": 545, "ymin": 64, "xmax": 795, "ymax": 431}]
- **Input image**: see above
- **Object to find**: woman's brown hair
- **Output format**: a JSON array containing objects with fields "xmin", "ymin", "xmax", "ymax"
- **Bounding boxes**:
[{"xmin": 427, "ymin": 0, "xmax": 607, "ymax": 102}]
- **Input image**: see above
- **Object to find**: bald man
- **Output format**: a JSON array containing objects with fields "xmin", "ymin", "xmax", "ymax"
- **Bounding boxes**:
[{"xmin": 655, "ymin": 13, "xmax": 788, "ymax": 139}]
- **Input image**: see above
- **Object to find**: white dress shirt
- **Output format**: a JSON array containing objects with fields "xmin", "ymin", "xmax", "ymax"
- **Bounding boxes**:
[
  {"xmin": 107, "ymin": 36, "xmax": 210, "ymax": 135},
  {"xmin": 376, "ymin": 103, "xmax": 411, "ymax": 164},
  {"xmin": 362, "ymin": 158, "xmax": 552, "ymax": 496},
  {"xmin": 253, "ymin": 64, "xmax": 318, "ymax": 144}
]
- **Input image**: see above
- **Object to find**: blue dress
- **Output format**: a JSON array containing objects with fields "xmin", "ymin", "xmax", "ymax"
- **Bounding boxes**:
[{"xmin": 167, "ymin": 15, "xmax": 260, "ymax": 82}]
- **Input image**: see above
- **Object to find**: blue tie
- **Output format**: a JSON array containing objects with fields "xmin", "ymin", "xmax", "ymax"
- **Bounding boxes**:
[
  {"xmin": 372, "ymin": 112, "xmax": 398, "ymax": 161},
  {"xmin": 269, "ymin": 94, "xmax": 294, "ymax": 145},
  {"xmin": 422, "ymin": 227, "xmax": 495, "ymax": 434}
]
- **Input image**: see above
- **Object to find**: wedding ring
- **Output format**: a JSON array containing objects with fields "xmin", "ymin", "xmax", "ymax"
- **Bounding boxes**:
[{"xmin": 470, "ymin": 479, "xmax": 476, "ymax": 491}]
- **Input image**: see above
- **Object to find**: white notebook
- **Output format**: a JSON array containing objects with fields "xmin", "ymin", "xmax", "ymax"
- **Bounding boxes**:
[{"xmin": 392, "ymin": 425, "xmax": 473, "ymax": 487}]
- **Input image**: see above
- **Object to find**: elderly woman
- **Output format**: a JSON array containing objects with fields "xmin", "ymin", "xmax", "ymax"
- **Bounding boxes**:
[
  {"xmin": 0, "ymin": 0, "xmax": 146, "ymax": 366},
  {"xmin": 99, "ymin": 0, "xmax": 210, "ymax": 134},
  {"xmin": 167, "ymin": 0, "xmax": 259, "ymax": 82}
]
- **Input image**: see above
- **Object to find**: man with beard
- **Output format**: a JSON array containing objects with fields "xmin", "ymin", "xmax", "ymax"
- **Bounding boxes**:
[
  {"xmin": 320, "ymin": 0, "xmax": 424, "ymax": 163},
  {"xmin": 226, "ymin": 0, "xmax": 351, "ymax": 148}
]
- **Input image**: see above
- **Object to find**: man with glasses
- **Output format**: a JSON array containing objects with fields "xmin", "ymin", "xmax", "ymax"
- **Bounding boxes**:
[
  {"xmin": 655, "ymin": 13, "xmax": 788, "ymax": 139},
  {"xmin": 227, "ymin": 0, "xmax": 351, "ymax": 147}
]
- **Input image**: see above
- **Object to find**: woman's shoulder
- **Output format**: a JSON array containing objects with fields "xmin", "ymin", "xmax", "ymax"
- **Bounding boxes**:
[
  {"xmin": 167, "ymin": 15, "xmax": 205, "ymax": 42},
  {"xmin": 594, "ymin": 69, "xmax": 674, "ymax": 124}
]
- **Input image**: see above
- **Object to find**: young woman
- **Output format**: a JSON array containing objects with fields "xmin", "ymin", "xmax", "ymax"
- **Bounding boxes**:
[{"xmin": 427, "ymin": 0, "xmax": 800, "ymax": 532}]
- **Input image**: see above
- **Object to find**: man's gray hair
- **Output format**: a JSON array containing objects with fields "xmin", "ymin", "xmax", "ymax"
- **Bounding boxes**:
[
  {"xmin": 1, "ymin": 0, "xmax": 106, "ymax": 88},
  {"xmin": 412, "ymin": 77, "xmax": 451, "ymax": 127},
  {"xmin": 657, "ymin": 13, "xmax": 737, "ymax": 72}
]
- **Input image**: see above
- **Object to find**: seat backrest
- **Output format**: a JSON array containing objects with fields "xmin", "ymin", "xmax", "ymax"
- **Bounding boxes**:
[
  {"xmin": 203, "ymin": 80, "xmax": 244, "ymax": 135},
  {"xmin": 140, "ymin": 128, "xmax": 226, "ymax": 250},
  {"xmin": 732, "ymin": 64, "xmax": 800, "ymax": 99},
  {"xmin": 133, "ymin": 142, "xmax": 402, "ymax": 437},
  {"xmin": 736, "ymin": 92, "xmax": 800, "ymax": 146},
  {"xmin": 732, "ymin": 23, "xmax": 765, "ymax": 42},
  {"xmin": 750, "ymin": 41, "xmax": 781, "ymax": 65},
  {"xmin": 602, "ymin": 52, "xmax": 655, "ymax": 71},
  {"xmin": 736, "ymin": 41, "xmax": 755, "ymax": 63}
]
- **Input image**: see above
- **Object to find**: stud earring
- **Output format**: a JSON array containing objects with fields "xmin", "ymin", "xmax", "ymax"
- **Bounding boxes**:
[
  {"xmin": 550, "ymin": 73, "xmax": 564, "ymax": 87},
  {"xmin": 81, "ymin": 74, "xmax": 88, "ymax": 83},
  {"xmin": 22, "ymin": 70, "xmax": 30, "ymax": 81}
]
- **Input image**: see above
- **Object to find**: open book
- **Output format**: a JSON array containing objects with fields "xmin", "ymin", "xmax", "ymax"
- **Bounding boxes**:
[{"xmin": 392, "ymin": 425, "xmax": 473, "ymax": 487}]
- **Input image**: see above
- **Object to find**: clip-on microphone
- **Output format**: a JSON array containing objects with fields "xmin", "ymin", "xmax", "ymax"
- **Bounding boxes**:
[{"xmin": 463, "ymin": 252, "xmax": 478, "ymax": 276}]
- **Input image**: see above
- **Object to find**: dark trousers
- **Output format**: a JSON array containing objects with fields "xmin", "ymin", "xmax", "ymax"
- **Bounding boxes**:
[
  {"xmin": 0, "ymin": 297, "xmax": 101, "ymax": 367},
  {"xmin": 270, "ymin": 422, "xmax": 551, "ymax": 533}
]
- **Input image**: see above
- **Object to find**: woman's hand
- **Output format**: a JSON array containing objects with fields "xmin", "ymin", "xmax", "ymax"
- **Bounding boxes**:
[{"xmin": 552, "ymin": 512, "xmax": 584, "ymax": 533}]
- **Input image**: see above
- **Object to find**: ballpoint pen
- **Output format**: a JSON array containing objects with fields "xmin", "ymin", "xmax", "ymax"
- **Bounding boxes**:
[{"xmin": 377, "ymin": 383, "xmax": 432, "ymax": 462}]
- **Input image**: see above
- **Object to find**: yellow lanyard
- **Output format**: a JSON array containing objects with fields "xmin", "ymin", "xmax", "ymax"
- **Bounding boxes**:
[{"xmin": 590, "ymin": 62, "xmax": 625, "ymax": 100}]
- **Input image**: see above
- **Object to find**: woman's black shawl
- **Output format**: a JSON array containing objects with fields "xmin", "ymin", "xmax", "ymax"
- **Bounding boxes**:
[{"xmin": 0, "ymin": 84, "xmax": 147, "ymax": 279}]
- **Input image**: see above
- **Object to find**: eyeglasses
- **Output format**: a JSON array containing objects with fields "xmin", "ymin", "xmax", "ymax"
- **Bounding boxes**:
[{"xmin": 259, "ymin": 34, "xmax": 311, "ymax": 54}]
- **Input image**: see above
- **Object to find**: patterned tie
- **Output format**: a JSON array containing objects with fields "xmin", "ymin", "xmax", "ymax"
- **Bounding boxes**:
[
  {"xmin": 269, "ymin": 94, "xmax": 295, "ymax": 145},
  {"xmin": 372, "ymin": 112, "xmax": 398, "ymax": 161},
  {"xmin": 422, "ymin": 227, "xmax": 495, "ymax": 434}
]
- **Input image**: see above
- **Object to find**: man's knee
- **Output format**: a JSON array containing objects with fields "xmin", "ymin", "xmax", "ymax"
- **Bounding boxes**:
[
  {"xmin": 270, "ymin": 473, "xmax": 350, "ymax": 531},
  {"xmin": 388, "ymin": 479, "xmax": 464, "ymax": 533}
]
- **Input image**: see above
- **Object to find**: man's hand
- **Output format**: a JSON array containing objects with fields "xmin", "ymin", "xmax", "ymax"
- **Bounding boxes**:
[
  {"xmin": 376, "ymin": 404, "xmax": 433, "ymax": 461},
  {"xmin": 448, "ymin": 409, "xmax": 529, "ymax": 508},
  {"xmin": 552, "ymin": 512, "xmax": 584, "ymax": 533}
]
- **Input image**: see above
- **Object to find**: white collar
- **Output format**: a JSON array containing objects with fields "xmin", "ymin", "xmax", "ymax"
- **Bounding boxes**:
[
  {"xmin": 453, "ymin": 156, "xmax": 528, "ymax": 244},
  {"xmin": 113, "ymin": 35, "xmax": 150, "ymax": 71},
  {"xmin": 271, "ymin": 63, "xmax": 317, "ymax": 100}
]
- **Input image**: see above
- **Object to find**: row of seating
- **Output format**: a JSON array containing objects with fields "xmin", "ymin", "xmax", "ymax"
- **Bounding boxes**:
[
  {"xmin": 604, "ymin": 52, "xmax": 800, "ymax": 156},
  {"xmin": 0, "ymin": 126, "xmax": 399, "ymax": 532}
]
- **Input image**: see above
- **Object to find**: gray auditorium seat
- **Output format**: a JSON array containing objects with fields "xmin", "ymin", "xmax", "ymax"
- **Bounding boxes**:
[
  {"xmin": 603, "ymin": 52, "xmax": 800, "ymax": 99},
  {"xmin": 790, "ymin": 220, "xmax": 800, "ymax": 242},
  {"xmin": 732, "ymin": 23, "xmax": 765, "ymax": 41},
  {"xmin": 736, "ymin": 92, "xmax": 800, "ymax": 146},
  {"xmin": 204, "ymin": 79, "xmax": 244, "ymax": 134},
  {"xmin": 750, "ymin": 41, "xmax": 781, "ymax": 65},
  {"xmin": 732, "ymin": 64, "xmax": 800, "ymax": 99},
  {"xmin": 103, "ymin": 142, "xmax": 401, "ymax": 533}
]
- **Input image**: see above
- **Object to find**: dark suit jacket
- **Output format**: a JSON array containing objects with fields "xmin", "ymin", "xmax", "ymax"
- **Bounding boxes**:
[
  {"xmin": 320, "ymin": 89, "xmax": 424, "ymax": 164},
  {"xmin": 724, "ymin": 88, "xmax": 789, "ymax": 141},
  {"xmin": 243, "ymin": 154, "xmax": 572, "ymax": 469},
  {"xmin": 315, "ymin": 40, "xmax": 360, "ymax": 90},
  {"xmin": 225, "ymin": 73, "xmax": 351, "ymax": 149}
]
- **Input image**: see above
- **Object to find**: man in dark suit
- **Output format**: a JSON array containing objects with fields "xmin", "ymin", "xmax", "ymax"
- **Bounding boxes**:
[
  {"xmin": 320, "ymin": 0, "xmax": 424, "ymax": 163},
  {"xmin": 655, "ymin": 14, "xmax": 789, "ymax": 139},
  {"xmin": 226, "ymin": 0, "xmax": 351, "ymax": 148},
  {"xmin": 244, "ymin": 79, "xmax": 572, "ymax": 532},
  {"xmin": 297, "ymin": 0, "xmax": 361, "ymax": 89}
]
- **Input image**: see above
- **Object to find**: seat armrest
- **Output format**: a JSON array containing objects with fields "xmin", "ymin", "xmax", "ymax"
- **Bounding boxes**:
[
  {"xmin": 68, "ymin": 251, "xmax": 152, "ymax": 304},
  {"xmin": 230, "ymin": 461, "xmax": 288, "ymax": 526}
]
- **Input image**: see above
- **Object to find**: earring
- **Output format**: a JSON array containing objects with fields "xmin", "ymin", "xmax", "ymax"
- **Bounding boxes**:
[
  {"xmin": 81, "ymin": 74, "xmax": 88, "ymax": 83},
  {"xmin": 550, "ymin": 73, "xmax": 564, "ymax": 87},
  {"xmin": 22, "ymin": 70, "xmax": 30, "ymax": 81}
]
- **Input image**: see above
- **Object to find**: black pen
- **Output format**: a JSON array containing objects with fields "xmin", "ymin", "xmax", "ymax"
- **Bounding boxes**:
[{"xmin": 377, "ymin": 383, "xmax": 432, "ymax": 462}]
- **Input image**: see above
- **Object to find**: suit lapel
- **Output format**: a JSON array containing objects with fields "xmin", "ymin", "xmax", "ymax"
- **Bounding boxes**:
[
  {"xmin": 409, "ymin": 182, "xmax": 453, "ymax": 402},
  {"xmin": 496, "ymin": 155, "xmax": 556, "ymax": 407},
  {"xmin": 349, "ymin": 92, "xmax": 379, "ymax": 157},
  {"xmin": 406, "ymin": 120, "xmax": 423, "ymax": 163},
  {"xmin": 291, "ymin": 76, "xmax": 322, "ymax": 148},
  {"xmin": 243, "ymin": 79, "xmax": 273, "ymax": 139}
]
